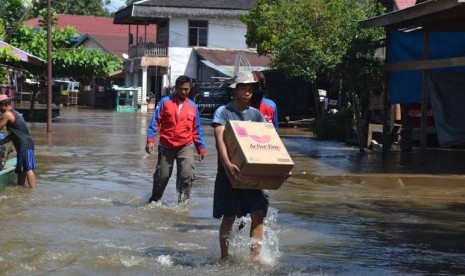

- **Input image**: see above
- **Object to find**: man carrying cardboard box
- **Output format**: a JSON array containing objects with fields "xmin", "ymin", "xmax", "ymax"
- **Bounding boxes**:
[{"xmin": 211, "ymin": 71, "xmax": 268, "ymax": 265}]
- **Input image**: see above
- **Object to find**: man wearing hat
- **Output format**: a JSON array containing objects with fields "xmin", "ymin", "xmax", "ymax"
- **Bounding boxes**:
[
  {"xmin": 211, "ymin": 71, "xmax": 268, "ymax": 264},
  {"xmin": 0, "ymin": 94, "xmax": 37, "ymax": 188}
]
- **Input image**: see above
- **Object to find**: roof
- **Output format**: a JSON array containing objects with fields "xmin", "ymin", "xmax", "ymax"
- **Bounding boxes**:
[
  {"xmin": 361, "ymin": 0, "xmax": 465, "ymax": 31},
  {"xmin": 0, "ymin": 40, "xmax": 45, "ymax": 66},
  {"xmin": 394, "ymin": 0, "xmax": 417, "ymax": 10},
  {"xmin": 132, "ymin": 0, "xmax": 254, "ymax": 10},
  {"xmin": 114, "ymin": 0, "xmax": 255, "ymax": 24},
  {"xmin": 195, "ymin": 48, "xmax": 270, "ymax": 77},
  {"xmin": 195, "ymin": 48, "xmax": 269, "ymax": 67},
  {"xmin": 24, "ymin": 14, "xmax": 128, "ymax": 37},
  {"xmin": 74, "ymin": 34, "xmax": 128, "ymax": 56},
  {"xmin": 23, "ymin": 14, "xmax": 157, "ymax": 55}
]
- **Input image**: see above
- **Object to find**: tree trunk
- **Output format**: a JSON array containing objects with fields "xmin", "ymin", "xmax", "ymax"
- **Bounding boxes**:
[
  {"xmin": 311, "ymin": 79, "xmax": 321, "ymax": 119},
  {"xmin": 351, "ymin": 93, "xmax": 365, "ymax": 153}
]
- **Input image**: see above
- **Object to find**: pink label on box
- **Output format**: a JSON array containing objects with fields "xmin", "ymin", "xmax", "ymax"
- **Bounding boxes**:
[
  {"xmin": 234, "ymin": 126, "xmax": 248, "ymax": 137},
  {"xmin": 250, "ymin": 134, "xmax": 271, "ymax": 143}
]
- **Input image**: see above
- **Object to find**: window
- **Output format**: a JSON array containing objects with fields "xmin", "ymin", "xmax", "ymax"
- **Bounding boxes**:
[{"xmin": 188, "ymin": 20, "xmax": 208, "ymax": 47}]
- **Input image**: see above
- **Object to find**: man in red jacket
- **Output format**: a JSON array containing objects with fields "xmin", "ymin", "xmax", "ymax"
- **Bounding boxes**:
[{"xmin": 146, "ymin": 76, "xmax": 206, "ymax": 204}]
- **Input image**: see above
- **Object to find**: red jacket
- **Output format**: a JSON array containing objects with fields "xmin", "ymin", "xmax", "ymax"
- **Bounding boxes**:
[
  {"xmin": 147, "ymin": 95, "xmax": 206, "ymax": 154},
  {"xmin": 250, "ymin": 98, "xmax": 279, "ymax": 130}
]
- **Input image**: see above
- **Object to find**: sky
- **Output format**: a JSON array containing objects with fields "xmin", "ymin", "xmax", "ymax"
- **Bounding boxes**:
[{"xmin": 106, "ymin": 0, "xmax": 126, "ymax": 12}]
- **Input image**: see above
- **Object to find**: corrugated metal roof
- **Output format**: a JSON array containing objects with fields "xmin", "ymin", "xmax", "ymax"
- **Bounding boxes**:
[
  {"xmin": 195, "ymin": 48, "xmax": 270, "ymax": 77},
  {"xmin": 195, "ymin": 48, "xmax": 269, "ymax": 67}
]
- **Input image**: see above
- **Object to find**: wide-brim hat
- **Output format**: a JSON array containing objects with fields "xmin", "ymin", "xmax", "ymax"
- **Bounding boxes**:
[
  {"xmin": 229, "ymin": 71, "xmax": 257, "ymax": 89},
  {"xmin": 0, "ymin": 94, "xmax": 10, "ymax": 102}
]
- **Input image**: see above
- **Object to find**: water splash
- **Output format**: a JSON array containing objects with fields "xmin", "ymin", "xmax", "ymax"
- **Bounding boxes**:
[
  {"xmin": 156, "ymin": 255, "xmax": 174, "ymax": 266},
  {"xmin": 227, "ymin": 207, "xmax": 281, "ymax": 266},
  {"xmin": 121, "ymin": 255, "xmax": 144, "ymax": 267}
]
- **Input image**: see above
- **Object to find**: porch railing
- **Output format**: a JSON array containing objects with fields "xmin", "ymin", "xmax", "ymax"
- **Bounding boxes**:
[{"xmin": 128, "ymin": 43, "xmax": 168, "ymax": 58}]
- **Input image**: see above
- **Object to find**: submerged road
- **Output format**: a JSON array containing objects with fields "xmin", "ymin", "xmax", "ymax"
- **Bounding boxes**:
[{"xmin": 0, "ymin": 107, "xmax": 464, "ymax": 275}]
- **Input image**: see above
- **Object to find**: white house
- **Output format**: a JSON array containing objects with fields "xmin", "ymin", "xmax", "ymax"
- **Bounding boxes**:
[{"xmin": 113, "ymin": 0, "xmax": 268, "ymax": 112}]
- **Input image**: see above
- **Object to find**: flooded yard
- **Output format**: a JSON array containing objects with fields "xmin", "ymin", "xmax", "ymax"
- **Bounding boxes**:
[{"xmin": 0, "ymin": 107, "xmax": 464, "ymax": 275}]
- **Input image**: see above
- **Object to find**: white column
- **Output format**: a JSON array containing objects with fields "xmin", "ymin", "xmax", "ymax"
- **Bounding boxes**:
[{"xmin": 140, "ymin": 66, "xmax": 148, "ymax": 112}]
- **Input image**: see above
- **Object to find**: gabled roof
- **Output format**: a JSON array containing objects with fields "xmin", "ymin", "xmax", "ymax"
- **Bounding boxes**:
[
  {"xmin": 23, "ymin": 14, "xmax": 159, "ymax": 56},
  {"xmin": 24, "ymin": 14, "xmax": 128, "ymax": 37},
  {"xmin": 73, "ymin": 34, "xmax": 128, "ymax": 56}
]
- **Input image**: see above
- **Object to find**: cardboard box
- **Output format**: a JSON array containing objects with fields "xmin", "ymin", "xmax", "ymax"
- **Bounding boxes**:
[{"xmin": 223, "ymin": 120, "xmax": 294, "ymax": 189}]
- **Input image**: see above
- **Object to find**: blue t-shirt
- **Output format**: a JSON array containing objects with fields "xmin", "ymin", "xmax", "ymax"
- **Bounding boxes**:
[{"xmin": 212, "ymin": 103, "xmax": 265, "ymax": 126}]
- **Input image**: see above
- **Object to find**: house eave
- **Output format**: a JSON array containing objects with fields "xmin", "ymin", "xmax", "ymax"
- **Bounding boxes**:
[
  {"xmin": 114, "ymin": 6, "xmax": 247, "ymax": 24},
  {"xmin": 361, "ymin": 0, "xmax": 465, "ymax": 31}
]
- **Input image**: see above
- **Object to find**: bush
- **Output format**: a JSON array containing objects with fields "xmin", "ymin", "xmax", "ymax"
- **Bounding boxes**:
[{"xmin": 312, "ymin": 109, "xmax": 352, "ymax": 140}]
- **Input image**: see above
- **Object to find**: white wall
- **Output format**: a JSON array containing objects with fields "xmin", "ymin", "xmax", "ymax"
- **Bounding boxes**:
[
  {"xmin": 208, "ymin": 19, "xmax": 248, "ymax": 49},
  {"xmin": 169, "ymin": 19, "xmax": 188, "ymax": 47},
  {"xmin": 168, "ymin": 17, "xmax": 248, "ymax": 84},
  {"xmin": 168, "ymin": 18, "xmax": 248, "ymax": 49},
  {"xmin": 168, "ymin": 47, "xmax": 197, "ymax": 83}
]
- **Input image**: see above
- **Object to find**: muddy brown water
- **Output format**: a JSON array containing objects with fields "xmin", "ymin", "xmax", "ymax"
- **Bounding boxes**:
[{"xmin": 0, "ymin": 107, "xmax": 464, "ymax": 275}]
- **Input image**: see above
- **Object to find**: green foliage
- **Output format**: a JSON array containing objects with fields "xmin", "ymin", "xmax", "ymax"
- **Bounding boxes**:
[
  {"xmin": 243, "ymin": 0, "xmax": 386, "ymax": 146},
  {"xmin": 32, "ymin": 0, "xmax": 110, "ymax": 17},
  {"xmin": 9, "ymin": 23, "xmax": 122, "ymax": 81},
  {"xmin": 11, "ymin": 24, "xmax": 78, "ymax": 59},
  {"xmin": 0, "ymin": 0, "xmax": 30, "ymax": 30},
  {"xmin": 53, "ymin": 48, "xmax": 122, "ymax": 79},
  {"xmin": 242, "ymin": 0, "xmax": 384, "ymax": 82},
  {"xmin": 0, "ymin": 45, "xmax": 21, "ymax": 84},
  {"xmin": 0, "ymin": 19, "xmax": 20, "ymax": 83},
  {"xmin": 0, "ymin": 19, "xmax": 6, "ymax": 40}
]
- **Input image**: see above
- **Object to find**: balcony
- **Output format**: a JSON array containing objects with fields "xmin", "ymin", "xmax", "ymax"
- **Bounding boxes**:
[{"xmin": 128, "ymin": 43, "xmax": 168, "ymax": 58}]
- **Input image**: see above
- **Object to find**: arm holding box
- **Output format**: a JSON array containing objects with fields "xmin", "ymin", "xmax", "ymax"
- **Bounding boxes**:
[{"xmin": 214, "ymin": 124, "xmax": 240, "ymax": 179}]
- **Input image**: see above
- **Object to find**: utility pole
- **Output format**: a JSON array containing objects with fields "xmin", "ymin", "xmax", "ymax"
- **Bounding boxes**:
[{"xmin": 46, "ymin": 0, "xmax": 53, "ymax": 132}]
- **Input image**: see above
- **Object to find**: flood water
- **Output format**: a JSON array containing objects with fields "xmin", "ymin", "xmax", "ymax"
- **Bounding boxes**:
[{"xmin": 1, "ymin": 107, "xmax": 465, "ymax": 275}]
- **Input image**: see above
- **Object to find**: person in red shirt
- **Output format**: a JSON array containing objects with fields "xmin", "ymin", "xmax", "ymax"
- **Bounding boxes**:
[
  {"xmin": 250, "ymin": 71, "xmax": 279, "ymax": 130},
  {"xmin": 146, "ymin": 76, "xmax": 206, "ymax": 204}
]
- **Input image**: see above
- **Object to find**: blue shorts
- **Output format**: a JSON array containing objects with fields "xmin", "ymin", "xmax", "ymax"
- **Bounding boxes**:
[{"xmin": 16, "ymin": 149, "xmax": 36, "ymax": 173}]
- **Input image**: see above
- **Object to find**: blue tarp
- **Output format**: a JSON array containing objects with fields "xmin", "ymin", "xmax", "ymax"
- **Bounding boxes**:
[{"xmin": 388, "ymin": 30, "xmax": 465, "ymax": 104}]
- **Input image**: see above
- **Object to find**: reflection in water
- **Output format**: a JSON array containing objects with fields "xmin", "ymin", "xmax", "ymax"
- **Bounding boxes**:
[{"xmin": 0, "ymin": 108, "xmax": 464, "ymax": 275}]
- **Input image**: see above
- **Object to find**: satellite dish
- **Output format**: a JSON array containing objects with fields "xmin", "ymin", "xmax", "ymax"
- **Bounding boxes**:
[{"xmin": 122, "ymin": 53, "xmax": 129, "ymax": 59}]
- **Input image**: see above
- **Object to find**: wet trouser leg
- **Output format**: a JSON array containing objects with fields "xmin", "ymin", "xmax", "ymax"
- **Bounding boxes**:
[
  {"xmin": 150, "ymin": 146, "xmax": 175, "ymax": 202},
  {"xmin": 175, "ymin": 145, "xmax": 195, "ymax": 203}
]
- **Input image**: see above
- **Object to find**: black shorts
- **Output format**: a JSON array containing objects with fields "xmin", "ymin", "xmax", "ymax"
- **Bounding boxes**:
[{"xmin": 213, "ymin": 165, "xmax": 269, "ymax": 219}]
